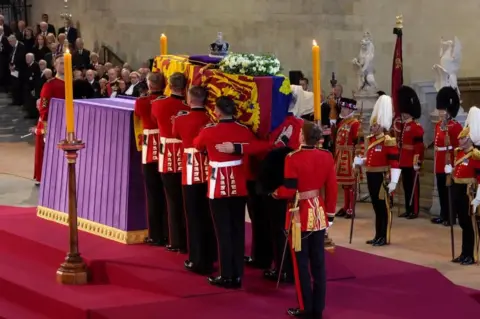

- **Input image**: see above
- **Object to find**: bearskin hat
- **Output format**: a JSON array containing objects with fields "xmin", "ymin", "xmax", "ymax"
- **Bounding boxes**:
[
  {"xmin": 339, "ymin": 98, "xmax": 357, "ymax": 110},
  {"xmin": 256, "ymin": 147, "xmax": 294, "ymax": 195},
  {"xmin": 436, "ymin": 86, "xmax": 460, "ymax": 118},
  {"xmin": 398, "ymin": 85, "xmax": 421, "ymax": 119}
]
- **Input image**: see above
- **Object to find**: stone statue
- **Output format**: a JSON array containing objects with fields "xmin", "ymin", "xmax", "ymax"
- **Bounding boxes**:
[
  {"xmin": 352, "ymin": 32, "xmax": 377, "ymax": 93},
  {"xmin": 209, "ymin": 32, "xmax": 229, "ymax": 57},
  {"xmin": 433, "ymin": 36, "xmax": 462, "ymax": 95}
]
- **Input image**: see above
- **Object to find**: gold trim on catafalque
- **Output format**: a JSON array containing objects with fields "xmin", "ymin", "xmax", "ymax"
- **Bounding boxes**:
[{"xmin": 37, "ymin": 206, "xmax": 148, "ymax": 244}]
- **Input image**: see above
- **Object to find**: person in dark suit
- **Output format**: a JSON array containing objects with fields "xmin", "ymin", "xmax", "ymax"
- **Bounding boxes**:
[
  {"xmin": 35, "ymin": 61, "xmax": 48, "ymax": 98},
  {"xmin": 73, "ymin": 69, "xmax": 94, "ymax": 99},
  {"xmin": 15, "ymin": 20, "xmax": 26, "ymax": 42},
  {"xmin": 22, "ymin": 27, "xmax": 35, "ymax": 53},
  {"xmin": 32, "ymin": 34, "xmax": 50, "ymax": 62},
  {"xmin": 0, "ymin": 15, "xmax": 12, "ymax": 37},
  {"xmin": 23, "ymin": 53, "xmax": 41, "ymax": 118},
  {"xmin": 0, "ymin": 26, "xmax": 12, "ymax": 93},
  {"xmin": 72, "ymin": 38, "xmax": 91, "ymax": 70},
  {"xmin": 8, "ymin": 35, "xmax": 27, "ymax": 105},
  {"xmin": 44, "ymin": 43, "xmax": 58, "ymax": 70},
  {"xmin": 41, "ymin": 14, "xmax": 56, "ymax": 35},
  {"xmin": 58, "ymin": 19, "xmax": 78, "ymax": 48},
  {"xmin": 124, "ymin": 71, "xmax": 142, "ymax": 97},
  {"xmin": 85, "ymin": 69, "xmax": 101, "ymax": 97}
]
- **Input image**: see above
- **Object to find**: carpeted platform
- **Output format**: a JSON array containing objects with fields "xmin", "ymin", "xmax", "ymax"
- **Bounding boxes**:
[{"xmin": 0, "ymin": 205, "xmax": 479, "ymax": 318}]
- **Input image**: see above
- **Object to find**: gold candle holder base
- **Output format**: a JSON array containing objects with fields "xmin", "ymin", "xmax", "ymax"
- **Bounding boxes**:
[{"xmin": 56, "ymin": 253, "xmax": 88, "ymax": 285}]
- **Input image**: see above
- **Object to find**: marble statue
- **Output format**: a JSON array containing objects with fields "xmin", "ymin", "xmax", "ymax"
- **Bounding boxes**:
[
  {"xmin": 352, "ymin": 32, "xmax": 377, "ymax": 93},
  {"xmin": 433, "ymin": 36, "xmax": 462, "ymax": 95},
  {"xmin": 209, "ymin": 32, "xmax": 229, "ymax": 57}
]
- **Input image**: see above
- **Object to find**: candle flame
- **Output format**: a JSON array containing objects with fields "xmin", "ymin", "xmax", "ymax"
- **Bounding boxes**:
[
  {"xmin": 66, "ymin": 49, "xmax": 70, "ymax": 54},
  {"xmin": 161, "ymin": 33, "xmax": 166, "ymax": 37},
  {"xmin": 312, "ymin": 40, "xmax": 317, "ymax": 46}
]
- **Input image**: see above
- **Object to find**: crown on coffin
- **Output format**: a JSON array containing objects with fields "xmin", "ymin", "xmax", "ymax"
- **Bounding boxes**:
[{"xmin": 210, "ymin": 32, "xmax": 229, "ymax": 57}]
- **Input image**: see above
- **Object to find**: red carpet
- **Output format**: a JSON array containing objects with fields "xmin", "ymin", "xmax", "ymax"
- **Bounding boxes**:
[{"xmin": 0, "ymin": 205, "xmax": 479, "ymax": 319}]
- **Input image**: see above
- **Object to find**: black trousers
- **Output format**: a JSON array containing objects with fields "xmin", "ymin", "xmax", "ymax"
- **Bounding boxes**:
[
  {"xmin": 400, "ymin": 167, "xmax": 420, "ymax": 215},
  {"xmin": 436, "ymin": 173, "xmax": 452, "ymax": 221},
  {"xmin": 210, "ymin": 196, "xmax": 247, "ymax": 278},
  {"xmin": 265, "ymin": 195, "xmax": 293, "ymax": 276},
  {"xmin": 10, "ymin": 74, "xmax": 23, "ymax": 105},
  {"xmin": 183, "ymin": 183, "xmax": 217, "ymax": 271},
  {"xmin": 23, "ymin": 86, "xmax": 38, "ymax": 118},
  {"xmin": 142, "ymin": 163, "xmax": 168, "ymax": 241},
  {"xmin": 161, "ymin": 173, "xmax": 187, "ymax": 250},
  {"xmin": 452, "ymin": 183, "xmax": 475, "ymax": 258},
  {"xmin": 246, "ymin": 181, "xmax": 273, "ymax": 268},
  {"xmin": 366, "ymin": 172, "xmax": 392, "ymax": 241},
  {"xmin": 291, "ymin": 230, "xmax": 326, "ymax": 315}
]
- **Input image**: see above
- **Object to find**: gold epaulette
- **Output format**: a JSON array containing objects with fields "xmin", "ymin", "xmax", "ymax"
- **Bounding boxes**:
[
  {"xmin": 154, "ymin": 95, "xmax": 167, "ymax": 101},
  {"xmin": 287, "ymin": 149, "xmax": 302, "ymax": 157},
  {"xmin": 454, "ymin": 147, "xmax": 461, "ymax": 158},
  {"xmin": 366, "ymin": 133, "xmax": 374, "ymax": 140},
  {"xmin": 472, "ymin": 148, "xmax": 480, "ymax": 160},
  {"xmin": 384, "ymin": 135, "xmax": 397, "ymax": 147}
]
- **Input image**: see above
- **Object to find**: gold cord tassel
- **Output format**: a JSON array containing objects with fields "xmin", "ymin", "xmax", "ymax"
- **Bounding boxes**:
[{"xmin": 290, "ymin": 191, "xmax": 302, "ymax": 252}]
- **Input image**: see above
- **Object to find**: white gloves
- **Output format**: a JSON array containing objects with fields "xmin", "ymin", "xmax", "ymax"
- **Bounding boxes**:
[
  {"xmin": 352, "ymin": 156, "xmax": 365, "ymax": 169},
  {"xmin": 327, "ymin": 220, "xmax": 333, "ymax": 230},
  {"xmin": 388, "ymin": 168, "xmax": 401, "ymax": 194},
  {"xmin": 330, "ymin": 119, "xmax": 336, "ymax": 126},
  {"xmin": 413, "ymin": 164, "xmax": 421, "ymax": 171},
  {"xmin": 276, "ymin": 125, "xmax": 293, "ymax": 144},
  {"xmin": 471, "ymin": 184, "xmax": 480, "ymax": 211},
  {"xmin": 444, "ymin": 164, "xmax": 453, "ymax": 174}
]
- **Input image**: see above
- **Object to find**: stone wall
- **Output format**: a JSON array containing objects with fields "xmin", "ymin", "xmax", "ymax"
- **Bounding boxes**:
[{"xmin": 31, "ymin": 0, "xmax": 480, "ymax": 95}]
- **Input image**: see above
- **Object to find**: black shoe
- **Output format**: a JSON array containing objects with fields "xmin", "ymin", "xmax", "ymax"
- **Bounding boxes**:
[
  {"xmin": 336, "ymin": 208, "xmax": 346, "ymax": 217},
  {"xmin": 442, "ymin": 220, "xmax": 456, "ymax": 226},
  {"xmin": 207, "ymin": 276, "xmax": 241, "ymax": 289},
  {"xmin": 263, "ymin": 269, "xmax": 293, "ymax": 283},
  {"xmin": 366, "ymin": 238, "xmax": 378, "ymax": 245},
  {"xmin": 431, "ymin": 217, "xmax": 443, "ymax": 224},
  {"xmin": 184, "ymin": 260, "xmax": 213, "ymax": 275},
  {"xmin": 406, "ymin": 213, "xmax": 418, "ymax": 220},
  {"xmin": 461, "ymin": 256, "xmax": 475, "ymax": 265},
  {"xmin": 452, "ymin": 255, "xmax": 465, "ymax": 263},
  {"xmin": 165, "ymin": 244, "xmax": 180, "ymax": 252},
  {"xmin": 399, "ymin": 212, "xmax": 410, "ymax": 218},
  {"xmin": 373, "ymin": 237, "xmax": 387, "ymax": 247},
  {"xmin": 287, "ymin": 308, "xmax": 312, "ymax": 318}
]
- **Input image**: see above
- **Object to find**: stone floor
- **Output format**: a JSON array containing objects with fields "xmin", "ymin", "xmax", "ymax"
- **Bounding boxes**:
[{"xmin": 1, "ymin": 141, "xmax": 479, "ymax": 290}]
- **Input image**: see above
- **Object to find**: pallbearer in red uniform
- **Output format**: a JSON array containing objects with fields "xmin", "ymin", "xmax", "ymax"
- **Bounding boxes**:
[
  {"xmin": 172, "ymin": 86, "xmax": 216, "ymax": 274},
  {"xmin": 446, "ymin": 107, "xmax": 480, "ymax": 265},
  {"xmin": 33, "ymin": 54, "xmax": 66, "ymax": 185},
  {"xmin": 273, "ymin": 121, "xmax": 337, "ymax": 318},
  {"xmin": 134, "ymin": 72, "xmax": 168, "ymax": 246},
  {"xmin": 151, "ymin": 72, "xmax": 189, "ymax": 253},
  {"xmin": 397, "ymin": 86, "xmax": 424, "ymax": 219},
  {"xmin": 334, "ymin": 98, "xmax": 363, "ymax": 219},
  {"xmin": 354, "ymin": 95, "xmax": 400, "ymax": 246},
  {"xmin": 193, "ymin": 96, "xmax": 262, "ymax": 289},
  {"xmin": 431, "ymin": 86, "xmax": 462, "ymax": 226}
]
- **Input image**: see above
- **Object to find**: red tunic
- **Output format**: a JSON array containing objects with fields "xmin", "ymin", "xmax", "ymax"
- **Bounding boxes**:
[
  {"xmin": 364, "ymin": 133, "xmax": 400, "ymax": 172},
  {"xmin": 151, "ymin": 95, "xmax": 189, "ymax": 173},
  {"xmin": 193, "ymin": 119, "xmax": 258, "ymax": 199},
  {"xmin": 134, "ymin": 91, "xmax": 163, "ymax": 164},
  {"xmin": 434, "ymin": 120, "xmax": 462, "ymax": 174},
  {"xmin": 34, "ymin": 77, "xmax": 65, "ymax": 182},
  {"xmin": 269, "ymin": 114, "xmax": 304, "ymax": 150},
  {"xmin": 453, "ymin": 147, "xmax": 480, "ymax": 184},
  {"xmin": 172, "ymin": 107, "xmax": 211, "ymax": 185},
  {"xmin": 274, "ymin": 146, "xmax": 337, "ymax": 231},
  {"xmin": 334, "ymin": 117, "xmax": 361, "ymax": 185},
  {"xmin": 399, "ymin": 118, "xmax": 425, "ymax": 168}
]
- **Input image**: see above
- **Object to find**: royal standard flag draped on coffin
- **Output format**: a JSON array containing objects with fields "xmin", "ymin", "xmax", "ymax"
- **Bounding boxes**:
[{"xmin": 133, "ymin": 55, "xmax": 292, "ymax": 152}]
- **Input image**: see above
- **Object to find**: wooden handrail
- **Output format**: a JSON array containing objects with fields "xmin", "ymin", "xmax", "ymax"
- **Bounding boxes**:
[{"xmin": 100, "ymin": 44, "xmax": 125, "ymax": 66}]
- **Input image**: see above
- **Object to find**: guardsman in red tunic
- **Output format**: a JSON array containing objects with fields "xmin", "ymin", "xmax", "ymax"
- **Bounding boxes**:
[
  {"xmin": 334, "ymin": 98, "xmax": 363, "ymax": 219},
  {"xmin": 354, "ymin": 95, "xmax": 400, "ymax": 246},
  {"xmin": 446, "ymin": 109, "xmax": 480, "ymax": 265},
  {"xmin": 33, "ymin": 54, "xmax": 66, "ymax": 185},
  {"xmin": 397, "ymin": 86, "xmax": 425, "ymax": 219},
  {"xmin": 134, "ymin": 72, "xmax": 168, "ymax": 246},
  {"xmin": 193, "ymin": 96, "xmax": 261, "ymax": 289},
  {"xmin": 172, "ymin": 86, "xmax": 216, "ymax": 275},
  {"xmin": 431, "ymin": 86, "xmax": 463, "ymax": 226},
  {"xmin": 273, "ymin": 121, "xmax": 337, "ymax": 318},
  {"xmin": 151, "ymin": 72, "xmax": 189, "ymax": 253}
]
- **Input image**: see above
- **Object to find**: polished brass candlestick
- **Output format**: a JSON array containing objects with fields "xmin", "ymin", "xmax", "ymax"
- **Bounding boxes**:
[{"xmin": 56, "ymin": 132, "xmax": 88, "ymax": 284}]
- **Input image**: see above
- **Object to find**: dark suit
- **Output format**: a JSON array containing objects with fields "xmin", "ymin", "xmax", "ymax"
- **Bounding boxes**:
[
  {"xmin": 15, "ymin": 30, "xmax": 25, "ymax": 42},
  {"xmin": 48, "ymin": 24, "xmax": 56, "ymax": 35},
  {"xmin": 44, "ymin": 52, "xmax": 54, "ymax": 70},
  {"xmin": 72, "ymin": 49, "xmax": 91, "ymax": 70},
  {"xmin": 73, "ymin": 79, "xmax": 94, "ymax": 99},
  {"xmin": 32, "ymin": 46, "xmax": 50, "ymax": 62},
  {"xmin": 0, "ymin": 24, "xmax": 12, "ymax": 37},
  {"xmin": 36, "ymin": 72, "xmax": 48, "ymax": 98},
  {"xmin": 89, "ymin": 80, "xmax": 101, "ymax": 97},
  {"xmin": 23, "ymin": 62, "xmax": 41, "ymax": 118},
  {"xmin": 0, "ymin": 35, "xmax": 12, "ymax": 91},
  {"xmin": 9, "ymin": 41, "xmax": 27, "ymax": 105},
  {"xmin": 58, "ymin": 26, "xmax": 78, "ymax": 47}
]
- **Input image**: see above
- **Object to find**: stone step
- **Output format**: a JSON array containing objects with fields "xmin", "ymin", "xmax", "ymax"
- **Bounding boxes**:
[{"xmin": 0, "ymin": 126, "xmax": 14, "ymax": 134}]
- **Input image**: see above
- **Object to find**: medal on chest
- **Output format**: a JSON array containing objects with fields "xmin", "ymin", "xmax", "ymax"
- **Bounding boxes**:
[
  {"xmin": 375, "ymin": 145, "xmax": 382, "ymax": 152},
  {"xmin": 462, "ymin": 158, "xmax": 469, "ymax": 166}
]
